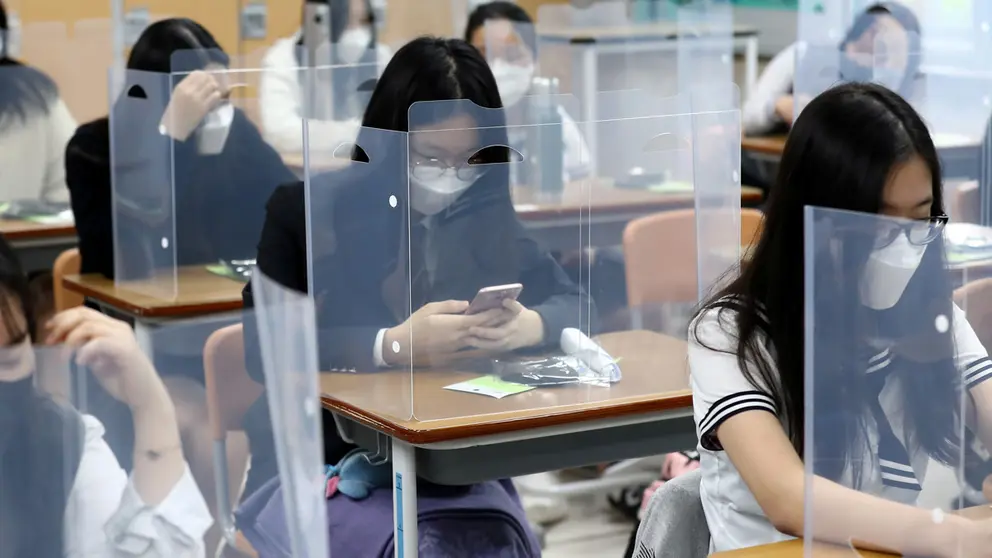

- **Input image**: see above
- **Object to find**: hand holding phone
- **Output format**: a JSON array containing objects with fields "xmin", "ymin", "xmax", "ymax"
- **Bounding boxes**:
[{"xmin": 465, "ymin": 284, "xmax": 523, "ymax": 315}]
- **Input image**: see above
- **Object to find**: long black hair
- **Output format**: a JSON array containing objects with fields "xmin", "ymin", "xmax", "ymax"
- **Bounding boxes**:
[
  {"xmin": 0, "ymin": 231, "xmax": 85, "ymax": 558},
  {"xmin": 692, "ymin": 82, "xmax": 959, "ymax": 484},
  {"xmin": 0, "ymin": 0, "xmax": 59, "ymax": 125},
  {"xmin": 297, "ymin": 0, "xmax": 379, "ymax": 121}
]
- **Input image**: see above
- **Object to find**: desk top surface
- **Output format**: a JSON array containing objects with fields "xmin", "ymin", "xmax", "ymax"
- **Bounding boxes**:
[
  {"xmin": 62, "ymin": 267, "xmax": 244, "ymax": 318},
  {"xmin": 742, "ymin": 134, "xmax": 788, "ymax": 156},
  {"xmin": 0, "ymin": 219, "xmax": 76, "ymax": 241},
  {"xmin": 320, "ymin": 329, "xmax": 691, "ymax": 445},
  {"xmin": 714, "ymin": 506, "xmax": 992, "ymax": 557},
  {"xmin": 537, "ymin": 22, "xmax": 759, "ymax": 41}
]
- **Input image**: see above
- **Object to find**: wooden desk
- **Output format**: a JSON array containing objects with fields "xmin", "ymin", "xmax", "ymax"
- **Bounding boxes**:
[
  {"xmin": 321, "ymin": 329, "xmax": 691, "ymax": 444},
  {"xmin": 742, "ymin": 134, "xmax": 788, "ymax": 161},
  {"xmin": 0, "ymin": 219, "xmax": 78, "ymax": 272},
  {"xmin": 321, "ymin": 329, "xmax": 696, "ymax": 558},
  {"xmin": 62, "ymin": 266, "xmax": 244, "ymax": 319},
  {"xmin": 714, "ymin": 506, "xmax": 992, "ymax": 557},
  {"xmin": 515, "ymin": 182, "xmax": 763, "ymax": 251},
  {"xmin": 62, "ymin": 266, "xmax": 244, "ymax": 353}
]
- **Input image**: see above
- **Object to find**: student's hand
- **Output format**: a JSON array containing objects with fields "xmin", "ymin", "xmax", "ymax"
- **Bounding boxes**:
[
  {"xmin": 466, "ymin": 299, "xmax": 545, "ymax": 352},
  {"xmin": 45, "ymin": 308, "xmax": 170, "ymax": 412},
  {"xmin": 159, "ymin": 70, "xmax": 226, "ymax": 142},
  {"xmin": 383, "ymin": 300, "xmax": 506, "ymax": 367},
  {"xmin": 774, "ymin": 95, "xmax": 796, "ymax": 125}
]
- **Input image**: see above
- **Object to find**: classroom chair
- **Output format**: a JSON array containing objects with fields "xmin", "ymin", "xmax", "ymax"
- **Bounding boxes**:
[
  {"xmin": 741, "ymin": 208, "xmax": 764, "ymax": 248},
  {"xmin": 53, "ymin": 248, "xmax": 83, "ymax": 312},
  {"xmin": 633, "ymin": 469, "xmax": 709, "ymax": 558},
  {"xmin": 203, "ymin": 324, "xmax": 262, "ymax": 558}
]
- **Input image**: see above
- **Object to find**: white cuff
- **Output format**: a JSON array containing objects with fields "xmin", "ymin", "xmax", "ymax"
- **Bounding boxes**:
[{"xmin": 373, "ymin": 328, "xmax": 388, "ymax": 368}]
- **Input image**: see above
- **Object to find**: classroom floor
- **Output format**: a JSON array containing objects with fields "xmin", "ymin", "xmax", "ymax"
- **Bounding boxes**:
[{"xmin": 518, "ymin": 472, "xmax": 638, "ymax": 558}]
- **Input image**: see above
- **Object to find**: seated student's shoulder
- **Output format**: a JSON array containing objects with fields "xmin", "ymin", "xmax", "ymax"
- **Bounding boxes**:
[
  {"xmin": 66, "ymin": 118, "xmax": 111, "ymax": 167},
  {"xmin": 689, "ymin": 295, "xmax": 754, "ymax": 354}
]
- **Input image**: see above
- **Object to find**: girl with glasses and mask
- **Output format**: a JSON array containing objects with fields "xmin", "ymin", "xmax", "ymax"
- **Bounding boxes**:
[
  {"xmin": 0, "ymin": 233, "xmax": 211, "ymax": 557},
  {"xmin": 260, "ymin": 0, "xmax": 391, "ymax": 156},
  {"xmin": 239, "ymin": 35, "xmax": 592, "ymax": 523},
  {"xmin": 742, "ymin": 2, "xmax": 921, "ymax": 137},
  {"xmin": 465, "ymin": 1, "xmax": 590, "ymax": 182},
  {"xmin": 682, "ymin": 82, "xmax": 992, "ymax": 556}
]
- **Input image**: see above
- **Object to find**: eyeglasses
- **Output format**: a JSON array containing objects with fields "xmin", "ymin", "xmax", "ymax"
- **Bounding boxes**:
[
  {"xmin": 873, "ymin": 214, "xmax": 948, "ymax": 249},
  {"xmin": 410, "ymin": 153, "xmax": 487, "ymax": 182}
]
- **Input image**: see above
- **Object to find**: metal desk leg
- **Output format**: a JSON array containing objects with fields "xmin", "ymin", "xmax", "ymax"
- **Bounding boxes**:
[
  {"xmin": 393, "ymin": 439, "xmax": 418, "ymax": 557},
  {"xmin": 134, "ymin": 320, "xmax": 155, "ymax": 356},
  {"xmin": 744, "ymin": 36, "xmax": 759, "ymax": 99},
  {"xmin": 581, "ymin": 45, "xmax": 599, "ymax": 178}
]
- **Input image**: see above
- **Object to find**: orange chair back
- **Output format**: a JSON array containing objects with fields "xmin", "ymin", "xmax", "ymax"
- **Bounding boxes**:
[
  {"xmin": 740, "ymin": 208, "xmax": 765, "ymax": 248},
  {"xmin": 623, "ymin": 209, "xmax": 698, "ymax": 307},
  {"xmin": 53, "ymin": 248, "xmax": 83, "ymax": 312},
  {"xmin": 203, "ymin": 324, "xmax": 263, "ymax": 440}
]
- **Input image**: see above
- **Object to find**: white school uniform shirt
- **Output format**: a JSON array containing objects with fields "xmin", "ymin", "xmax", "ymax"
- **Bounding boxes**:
[
  {"xmin": 0, "ymin": 96, "xmax": 76, "ymax": 203},
  {"xmin": 64, "ymin": 415, "xmax": 212, "ymax": 557},
  {"xmin": 689, "ymin": 300, "xmax": 992, "ymax": 554},
  {"xmin": 259, "ymin": 32, "xmax": 392, "ymax": 155},
  {"xmin": 741, "ymin": 43, "xmax": 797, "ymax": 137}
]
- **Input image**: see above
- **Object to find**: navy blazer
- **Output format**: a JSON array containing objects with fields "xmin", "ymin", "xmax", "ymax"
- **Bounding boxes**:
[{"xmin": 239, "ymin": 157, "xmax": 595, "ymax": 493}]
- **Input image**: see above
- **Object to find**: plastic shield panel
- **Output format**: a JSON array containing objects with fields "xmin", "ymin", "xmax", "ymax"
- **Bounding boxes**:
[
  {"xmin": 54, "ymin": 313, "xmax": 241, "ymax": 556},
  {"xmin": 693, "ymin": 85, "xmax": 743, "ymax": 302},
  {"xmin": 676, "ymin": 3, "xmax": 734, "ymax": 94},
  {"xmin": 305, "ymin": 125, "xmax": 413, "ymax": 422},
  {"xmin": 399, "ymin": 101, "xmax": 695, "ymax": 421},
  {"xmin": 250, "ymin": 270, "xmax": 328, "ymax": 558},
  {"xmin": 803, "ymin": 207, "xmax": 973, "ymax": 556},
  {"xmin": 110, "ymin": 67, "xmax": 178, "ymax": 298}
]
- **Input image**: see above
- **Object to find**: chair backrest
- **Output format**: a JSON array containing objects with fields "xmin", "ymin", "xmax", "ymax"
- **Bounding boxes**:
[
  {"xmin": 623, "ymin": 209, "xmax": 760, "ymax": 308},
  {"xmin": 634, "ymin": 468, "xmax": 709, "ymax": 558},
  {"xmin": 623, "ymin": 209, "xmax": 698, "ymax": 307},
  {"xmin": 740, "ymin": 208, "xmax": 764, "ymax": 247},
  {"xmin": 203, "ymin": 324, "xmax": 263, "ymax": 441},
  {"xmin": 53, "ymin": 248, "xmax": 83, "ymax": 312},
  {"xmin": 955, "ymin": 278, "xmax": 992, "ymax": 352}
]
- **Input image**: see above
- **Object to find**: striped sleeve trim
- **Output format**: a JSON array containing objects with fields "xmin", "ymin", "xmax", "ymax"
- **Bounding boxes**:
[
  {"xmin": 965, "ymin": 357, "xmax": 992, "ymax": 390},
  {"xmin": 699, "ymin": 391, "xmax": 777, "ymax": 451}
]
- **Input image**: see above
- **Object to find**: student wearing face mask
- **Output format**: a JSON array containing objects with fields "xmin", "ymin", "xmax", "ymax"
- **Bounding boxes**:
[
  {"xmin": 0, "ymin": 0, "xmax": 76, "ymax": 203},
  {"xmin": 465, "ymin": 1, "xmax": 590, "ymax": 181},
  {"xmin": 0, "ymin": 233, "xmax": 212, "ymax": 557},
  {"xmin": 260, "ymin": 0, "xmax": 391, "ymax": 155},
  {"xmin": 66, "ymin": 18, "xmax": 295, "ymax": 285},
  {"xmin": 238, "ymin": 36, "xmax": 593, "ymax": 503},
  {"xmin": 63, "ymin": 17, "xmax": 294, "ymax": 526},
  {"xmin": 742, "ymin": 2, "xmax": 921, "ymax": 136},
  {"xmin": 672, "ymin": 82, "xmax": 992, "ymax": 556}
]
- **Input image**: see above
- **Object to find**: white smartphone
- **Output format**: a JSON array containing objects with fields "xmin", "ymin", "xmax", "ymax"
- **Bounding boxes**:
[{"xmin": 466, "ymin": 283, "xmax": 523, "ymax": 315}]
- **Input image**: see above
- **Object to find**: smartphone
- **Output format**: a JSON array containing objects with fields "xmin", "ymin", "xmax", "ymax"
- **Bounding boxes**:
[{"xmin": 466, "ymin": 283, "xmax": 523, "ymax": 315}]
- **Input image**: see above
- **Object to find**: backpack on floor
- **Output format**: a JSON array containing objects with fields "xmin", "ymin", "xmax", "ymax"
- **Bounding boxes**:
[{"xmin": 237, "ymin": 474, "xmax": 541, "ymax": 558}]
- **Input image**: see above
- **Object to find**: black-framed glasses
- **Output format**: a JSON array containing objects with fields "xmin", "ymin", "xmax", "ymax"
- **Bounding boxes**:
[
  {"xmin": 873, "ymin": 214, "xmax": 948, "ymax": 249},
  {"xmin": 410, "ymin": 151, "xmax": 488, "ymax": 182}
]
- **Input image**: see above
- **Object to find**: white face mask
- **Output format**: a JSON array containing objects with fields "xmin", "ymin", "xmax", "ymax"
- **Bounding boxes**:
[
  {"xmin": 409, "ymin": 171, "xmax": 474, "ymax": 216},
  {"xmin": 197, "ymin": 103, "xmax": 235, "ymax": 155},
  {"xmin": 337, "ymin": 27, "xmax": 372, "ymax": 65},
  {"xmin": 859, "ymin": 230, "xmax": 928, "ymax": 310},
  {"xmin": 491, "ymin": 59, "xmax": 534, "ymax": 108}
]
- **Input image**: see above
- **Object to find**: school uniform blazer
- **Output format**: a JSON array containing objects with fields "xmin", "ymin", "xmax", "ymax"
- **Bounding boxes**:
[
  {"xmin": 239, "ymin": 163, "xmax": 596, "ymax": 488},
  {"xmin": 65, "ymin": 109, "xmax": 296, "ymax": 279}
]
